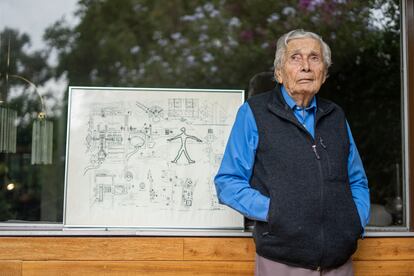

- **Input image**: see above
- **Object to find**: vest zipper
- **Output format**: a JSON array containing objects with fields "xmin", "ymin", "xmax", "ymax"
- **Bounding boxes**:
[
  {"xmin": 319, "ymin": 136, "xmax": 330, "ymax": 175},
  {"xmin": 298, "ymin": 124, "xmax": 326, "ymax": 269},
  {"xmin": 312, "ymin": 145, "xmax": 320, "ymax": 159},
  {"xmin": 312, "ymin": 140, "xmax": 325, "ymax": 270},
  {"xmin": 280, "ymin": 127, "xmax": 327, "ymax": 269}
]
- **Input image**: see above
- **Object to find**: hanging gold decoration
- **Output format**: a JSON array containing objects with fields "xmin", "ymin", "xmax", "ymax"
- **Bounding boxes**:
[
  {"xmin": 8, "ymin": 75, "xmax": 54, "ymax": 165},
  {"xmin": 1, "ymin": 35, "xmax": 53, "ymax": 164}
]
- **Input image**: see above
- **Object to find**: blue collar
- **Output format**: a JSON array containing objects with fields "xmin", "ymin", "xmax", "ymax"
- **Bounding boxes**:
[{"xmin": 281, "ymin": 85, "xmax": 317, "ymax": 111}]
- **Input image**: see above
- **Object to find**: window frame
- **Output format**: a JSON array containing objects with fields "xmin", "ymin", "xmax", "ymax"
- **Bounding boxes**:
[
  {"xmin": 0, "ymin": 0, "xmax": 414, "ymax": 236},
  {"xmin": 406, "ymin": 0, "xmax": 414, "ymax": 232}
]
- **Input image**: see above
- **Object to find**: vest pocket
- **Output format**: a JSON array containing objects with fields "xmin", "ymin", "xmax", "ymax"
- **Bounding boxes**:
[
  {"xmin": 267, "ymin": 191, "xmax": 277, "ymax": 233},
  {"xmin": 267, "ymin": 189, "xmax": 287, "ymax": 235},
  {"xmin": 349, "ymin": 199, "xmax": 363, "ymax": 237}
]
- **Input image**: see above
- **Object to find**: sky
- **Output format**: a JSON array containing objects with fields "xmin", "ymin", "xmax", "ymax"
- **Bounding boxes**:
[{"xmin": 0, "ymin": 0, "xmax": 79, "ymax": 51}]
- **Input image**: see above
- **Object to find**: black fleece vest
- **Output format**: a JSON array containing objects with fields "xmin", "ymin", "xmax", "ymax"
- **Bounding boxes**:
[{"xmin": 247, "ymin": 86, "xmax": 362, "ymax": 270}]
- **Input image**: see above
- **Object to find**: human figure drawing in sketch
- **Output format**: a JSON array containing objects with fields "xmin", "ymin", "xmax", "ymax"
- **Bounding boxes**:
[{"xmin": 167, "ymin": 127, "xmax": 202, "ymax": 164}]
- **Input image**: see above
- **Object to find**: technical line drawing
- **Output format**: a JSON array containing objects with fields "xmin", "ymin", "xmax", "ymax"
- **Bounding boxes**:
[
  {"xmin": 124, "ymin": 170, "xmax": 133, "ymax": 182},
  {"xmin": 181, "ymin": 178, "xmax": 195, "ymax": 207},
  {"xmin": 167, "ymin": 127, "xmax": 202, "ymax": 164},
  {"xmin": 168, "ymin": 98, "xmax": 199, "ymax": 120},
  {"xmin": 65, "ymin": 87, "xmax": 244, "ymax": 229},
  {"xmin": 91, "ymin": 171, "xmax": 131, "ymax": 209},
  {"xmin": 136, "ymin": 101, "xmax": 164, "ymax": 123}
]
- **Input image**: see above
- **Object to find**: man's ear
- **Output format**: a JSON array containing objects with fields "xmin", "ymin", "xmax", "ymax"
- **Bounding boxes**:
[
  {"xmin": 275, "ymin": 69, "xmax": 283, "ymax": 84},
  {"xmin": 322, "ymin": 70, "xmax": 328, "ymax": 84}
]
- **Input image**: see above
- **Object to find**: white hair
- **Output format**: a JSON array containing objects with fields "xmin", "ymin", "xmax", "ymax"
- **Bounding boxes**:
[{"xmin": 274, "ymin": 29, "xmax": 332, "ymax": 73}]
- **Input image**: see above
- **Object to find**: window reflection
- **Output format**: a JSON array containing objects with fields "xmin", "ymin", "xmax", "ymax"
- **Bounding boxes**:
[{"xmin": 0, "ymin": 0, "xmax": 404, "ymax": 228}]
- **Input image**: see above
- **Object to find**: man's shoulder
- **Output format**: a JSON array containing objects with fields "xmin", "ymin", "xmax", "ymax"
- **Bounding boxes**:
[
  {"xmin": 317, "ymin": 96, "xmax": 345, "ymax": 114},
  {"xmin": 246, "ymin": 89, "xmax": 274, "ymax": 106}
]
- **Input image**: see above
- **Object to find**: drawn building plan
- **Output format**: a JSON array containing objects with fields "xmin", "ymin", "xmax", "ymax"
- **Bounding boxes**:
[{"xmin": 64, "ymin": 87, "xmax": 244, "ymax": 229}]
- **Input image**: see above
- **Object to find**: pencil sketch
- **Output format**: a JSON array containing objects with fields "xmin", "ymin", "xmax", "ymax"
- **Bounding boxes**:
[
  {"xmin": 167, "ymin": 127, "xmax": 202, "ymax": 164},
  {"xmin": 65, "ymin": 87, "xmax": 244, "ymax": 229}
]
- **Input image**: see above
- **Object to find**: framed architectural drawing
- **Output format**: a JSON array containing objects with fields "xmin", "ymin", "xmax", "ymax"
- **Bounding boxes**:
[{"xmin": 64, "ymin": 87, "xmax": 244, "ymax": 229}]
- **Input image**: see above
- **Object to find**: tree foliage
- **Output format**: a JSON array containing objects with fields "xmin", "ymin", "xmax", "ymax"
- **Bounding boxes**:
[{"xmin": 0, "ymin": 0, "xmax": 403, "ymax": 222}]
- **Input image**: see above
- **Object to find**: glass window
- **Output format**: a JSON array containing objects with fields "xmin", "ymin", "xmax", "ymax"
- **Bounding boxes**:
[{"xmin": 0, "ymin": 0, "xmax": 407, "ymax": 230}]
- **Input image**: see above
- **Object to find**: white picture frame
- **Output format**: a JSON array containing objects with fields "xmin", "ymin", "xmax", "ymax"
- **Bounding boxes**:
[{"xmin": 64, "ymin": 86, "xmax": 244, "ymax": 230}]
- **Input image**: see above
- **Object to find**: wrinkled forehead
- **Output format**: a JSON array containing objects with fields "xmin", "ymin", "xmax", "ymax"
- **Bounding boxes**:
[{"xmin": 285, "ymin": 37, "xmax": 323, "ymax": 55}]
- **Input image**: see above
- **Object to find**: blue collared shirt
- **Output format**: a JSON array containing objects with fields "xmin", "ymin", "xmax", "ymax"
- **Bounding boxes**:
[
  {"xmin": 281, "ymin": 86, "xmax": 317, "ymax": 138},
  {"xmin": 214, "ymin": 86, "xmax": 370, "ymax": 229}
]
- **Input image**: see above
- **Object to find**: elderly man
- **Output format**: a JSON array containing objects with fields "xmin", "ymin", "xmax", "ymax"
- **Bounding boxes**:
[{"xmin": 214, "ymin": 29, "xmax": 370, "ymax": 276}]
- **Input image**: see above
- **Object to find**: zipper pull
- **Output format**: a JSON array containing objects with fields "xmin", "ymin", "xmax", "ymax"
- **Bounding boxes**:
[
  {"xmin": 319, "ymin": 137, "xmax": 327, "ymax": 149},
  {"xmin": 312, "ymin": 145, "xmax": 320, "ymax": 160}
]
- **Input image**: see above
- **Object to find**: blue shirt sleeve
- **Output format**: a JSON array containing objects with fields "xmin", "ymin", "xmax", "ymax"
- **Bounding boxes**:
[
  {"xmin": 214, "ymin": 102, "xmax": 270, "ymax": 221},
  {"xmin": 346, "ymin": 122, "xmax": 371, "ymax": 229}
]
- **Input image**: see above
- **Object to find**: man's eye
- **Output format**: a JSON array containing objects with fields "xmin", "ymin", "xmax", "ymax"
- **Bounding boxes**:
[
  {"xmin": 291, "ymin": 55, "xmax": 301, "ymax": 61},
  {"xmin": 310, "ymin": 56, "xmax": 320, "ymax": 62}
]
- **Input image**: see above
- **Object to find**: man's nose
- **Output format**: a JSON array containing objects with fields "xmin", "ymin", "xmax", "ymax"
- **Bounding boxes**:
[{"xmin": 301, "ymin": 59, "xmax": 310, "ymax": 71}]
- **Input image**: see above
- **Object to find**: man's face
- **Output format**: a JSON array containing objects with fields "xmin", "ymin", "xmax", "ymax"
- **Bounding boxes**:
[{"xmin": 275, "ymin": 37, "xmax": 327, "ymax": 100}]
